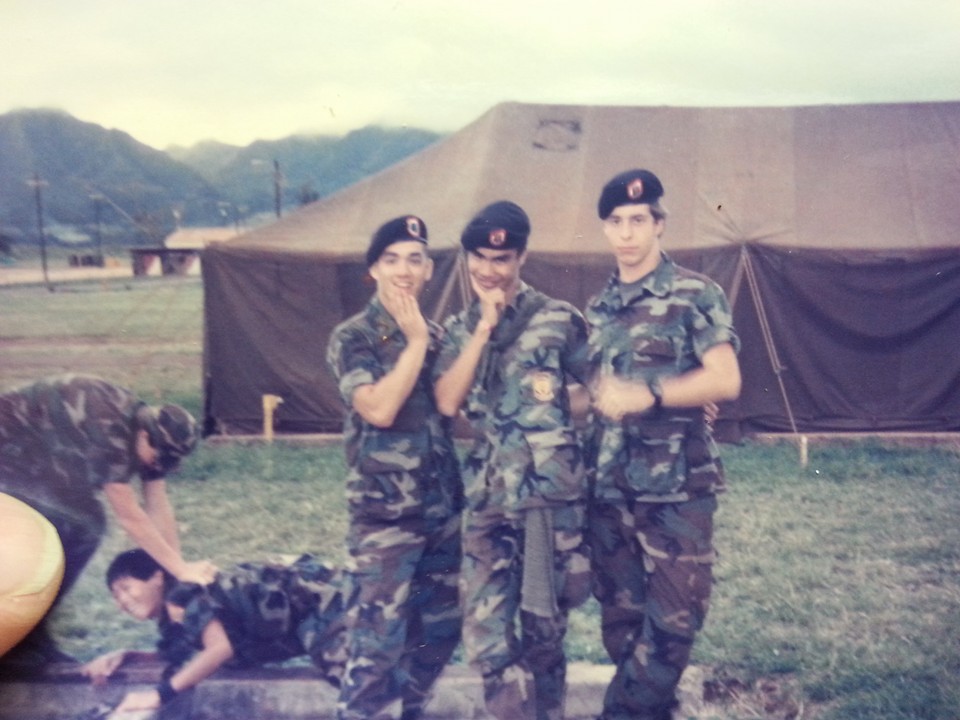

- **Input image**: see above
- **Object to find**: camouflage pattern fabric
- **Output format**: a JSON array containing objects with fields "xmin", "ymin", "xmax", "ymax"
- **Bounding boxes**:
[
  {"xmin": 327, "ymin": 298, "xmax": 463, "ymax": 521},
  {"xmin": 340, "ymin": 512, "xmax": 462, "ymax": 720},
  {"xmin": 435, "ymin": 283, "xmax": 591, "ymax": 720},
  {"xmin": 584, "ymin": 253, "xmax": 740, "ymax": 503},
  {"xmin": 461, "ymin": 504, "xmax": 590, "ymax": 720},
  {"xmin": 327, "ymin": 298, "xmax": 463, "ymax": 720},
  {"xmin": 161, "ymin": 555, "xmax": 350, "ymax": 686},
  {"xmin": 150, "ymin": 404, "xmax": 199, "ymax": 473},
  {"xmin": 0, "ymin": 374, "xmax": 144, "ymax": 598},
  {"xmin": 583, "ymin": 254, "xmax": 738, "ymax": 719},
  {"xmin": 589, "ymin": 496, "xmax": 717, "ymax": 720},
  {"xmin": 434, "ymin": 283, "xmax": 591, "ymax": 513},
  {"xmin": 0, "ymin": 374, "xmax": 145, "ymax": 505}
]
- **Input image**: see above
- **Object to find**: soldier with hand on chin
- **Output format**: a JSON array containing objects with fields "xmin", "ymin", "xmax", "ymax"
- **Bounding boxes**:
[
  {"xmin": 326, "ymin": 216, "xmax": 463, "ymax": 720},
  {"xmin": 434, "ymin": 201, "xmax": 592, "ymax": 720}
]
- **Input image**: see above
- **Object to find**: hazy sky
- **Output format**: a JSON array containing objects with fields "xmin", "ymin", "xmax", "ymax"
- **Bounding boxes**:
[{"xmin": 2, "ymin": 0, "xmax": 959, "ymax": 150}]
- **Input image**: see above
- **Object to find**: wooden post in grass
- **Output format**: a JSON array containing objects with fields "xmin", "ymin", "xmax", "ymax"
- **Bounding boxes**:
[
  {"xmin": 798, "ymin": 434, "xmax": 809, "ymax": 468},
  {"xmin": 262, "ymin": 394, "xmax": 283, "ymax": 442}
]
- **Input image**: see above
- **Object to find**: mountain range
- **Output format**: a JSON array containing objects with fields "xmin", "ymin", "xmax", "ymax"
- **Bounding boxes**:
[{"xmin": 0, "ymin": 109, "xmax": 442, "ymax": 248}]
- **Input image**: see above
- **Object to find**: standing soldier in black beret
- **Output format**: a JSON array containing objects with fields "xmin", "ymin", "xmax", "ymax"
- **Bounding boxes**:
[
  {"xmin": 585, "ymin": 170, "xmax": 742, "ymax": 720},
  {"xmin": 326, "ymin": 216, "xmax": 463, "ymax": 720},
  {"xmin": 0, "ymin": 373, "xmax": 211, "ymax": 671},
  {"xmin": 434, "ymin": 201, "xmax": 592, "ymax": 720}
]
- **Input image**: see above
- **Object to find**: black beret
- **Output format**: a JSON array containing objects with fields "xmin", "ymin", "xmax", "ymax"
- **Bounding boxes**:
[
  {"xmin": 366, "ymin": 215, "xmax": 428, "ymax": 267},
  {"xmin": 597, "ymin": 169, "xmax": 664, "ymax": 219},
  {"xmin": 460, "ymin": 201, "xmax": 530, "ymax": 254}
]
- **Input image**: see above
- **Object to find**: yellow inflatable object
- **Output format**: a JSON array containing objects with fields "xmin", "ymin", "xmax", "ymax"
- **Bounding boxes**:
[{"xmin": 0, "ymin": 493, "xmax": 66, "ymax": 657}]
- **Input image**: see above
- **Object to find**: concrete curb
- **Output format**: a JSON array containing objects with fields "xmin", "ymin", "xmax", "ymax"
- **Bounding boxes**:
[{"xmin": 0, "ymin": 662, "xmax": 616, "ymax": 720}]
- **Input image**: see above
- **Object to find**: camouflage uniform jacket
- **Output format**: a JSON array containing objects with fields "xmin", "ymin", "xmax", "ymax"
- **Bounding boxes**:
[
  {"xmin": 585, "ymin": 253, "xmax": 740, "ymax": 502},
  {"xmin": 159, "ymin": 555, "xmax": 349, "ymax": 679},
  {"xmin": 326, "ymin": 297, "xmax": 463, "ymax": 521},
  {"xmin": 436, "ymin": 283, "xmax": 590, "ymax": 512},
  {"xmin": 0, "ymin": 374, "xmax": 144, "ymax": 516}
]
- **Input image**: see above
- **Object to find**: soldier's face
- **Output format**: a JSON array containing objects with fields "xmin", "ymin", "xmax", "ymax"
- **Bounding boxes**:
[
  {"xmin": 111, "ymin": 571, "xmax": 164, "ymax": 621},
  {"xmin": 369, "ymin": 241, "xmax": 433, "ymax": 299},
  {"xmin": 602, "ymin": 203, "xmax": 664, "ymax": 281},
  {"xmin": 135, "ymin": 430, "xmax": 160, "ymax": 471},
  {"xmin": 467, "ymin": 247, "xmax": 526, "ymax": 301}
]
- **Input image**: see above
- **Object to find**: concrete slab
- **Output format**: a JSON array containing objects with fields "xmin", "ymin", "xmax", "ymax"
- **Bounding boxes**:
[
  {"xmin": 0, "ymin": 661, "xmax": 725, "ymax": 719},
  {"xmin": 0, "ymin": 662, "xmax": 615, "ymax": 720}
]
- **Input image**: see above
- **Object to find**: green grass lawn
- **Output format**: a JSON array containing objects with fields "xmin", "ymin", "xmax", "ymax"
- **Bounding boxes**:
[
  {"xmin": 49, "ymin": 439, "xmax": 960, "ymax": 720},
  {"xmin": 0, "ymin": 275, "xmax": 203, "ymax": 413},
  {"xmin": 4, "ymin": 277, "xmax": 960, "ymax": 718}
]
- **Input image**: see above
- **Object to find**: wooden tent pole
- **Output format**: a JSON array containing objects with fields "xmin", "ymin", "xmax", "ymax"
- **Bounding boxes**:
[
  {"xmin": 430, "ymin": 250, "xmax": 466, "ymax": 324},
  {"xmin": 739, "ymin": 245, "xmax": 808, "ymax": 466}
]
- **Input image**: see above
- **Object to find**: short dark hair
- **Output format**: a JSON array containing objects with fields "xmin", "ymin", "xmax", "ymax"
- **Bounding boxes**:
[{"xmin": 106, "ymin": 548, "xmax": 163, "ymax": 587}]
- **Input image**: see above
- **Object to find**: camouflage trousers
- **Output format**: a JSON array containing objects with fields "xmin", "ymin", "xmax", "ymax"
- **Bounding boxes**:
[
  {"xmin": 588, "ymin": 495, "xmax": 717, "ymax": 720},
  {"xmin": 337, "ymin": 512, "xmax": 462, "ymax": 720},
  {"xmin": 461, "ymin": 503, "xmax": 591, "ymax": 720}
]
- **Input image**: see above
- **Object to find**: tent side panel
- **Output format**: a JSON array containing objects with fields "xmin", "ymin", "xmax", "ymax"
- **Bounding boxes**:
[
  {"xmin": 740, "ymin": 245, "xmax": 960, "ymax": 432},
  {"xmin": 203, "ymin": 247, "xmax": 462, "ymax": 435},
  {"xmin": 203, "ymin": 247, "xmax": 354, "ymax": 434}
]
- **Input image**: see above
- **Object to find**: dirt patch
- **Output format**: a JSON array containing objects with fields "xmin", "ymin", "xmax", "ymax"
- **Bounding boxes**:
[
  {"xmin": 697, "ymin": 668, "xmax": 820, "ymax": 719},
  {"xmin": 0, "ymin": 336, "xmax": 202, "ymax": 397},
  {"xmin": 0, "ymin": 264, "xmax": 134, "ymax": 287}
]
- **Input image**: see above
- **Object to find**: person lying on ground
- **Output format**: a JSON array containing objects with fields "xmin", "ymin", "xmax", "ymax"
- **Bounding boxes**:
[
  {"xmin": 82, "ymin": 549, "xmax": 351, "ymax": 715},
  {"xmin": 0, "ymin": 374, "xmax": 213, "ymax": 670}
]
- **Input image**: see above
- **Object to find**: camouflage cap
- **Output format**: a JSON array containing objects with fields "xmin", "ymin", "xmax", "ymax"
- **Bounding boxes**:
[{"xmin": 153, "ymin": 404, "xmax": 200, "ymax": 472}]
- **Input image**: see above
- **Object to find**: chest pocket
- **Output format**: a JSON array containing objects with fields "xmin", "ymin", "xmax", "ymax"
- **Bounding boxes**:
[{"xmin": 629, "ymin": 335, "xmax": 680, "ymax": 373}]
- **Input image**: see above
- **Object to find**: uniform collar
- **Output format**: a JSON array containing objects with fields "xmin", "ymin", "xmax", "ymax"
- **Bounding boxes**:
[
  {"xmin": 599, "ymin": 252, "xmax": 675, "ymax": 309},
  {"xmin": 504, "ymin": 281, "xmax": 533, "ymax": 316},
  {"xmin": 467, "ymin": 280, "xmax": 532, "ymax": 322},
  {"xmin": 367, "ymin": 296, "xmax": 402, "ymax": 340}
]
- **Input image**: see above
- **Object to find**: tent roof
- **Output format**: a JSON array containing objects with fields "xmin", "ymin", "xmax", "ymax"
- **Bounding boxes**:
[
  {"xmin": 202, "ymin": 100, "xmax": 960, "ymax": 436},
  {"xmin": 221, "ymin": 101, "xmax": 960, "ymax": 260}
]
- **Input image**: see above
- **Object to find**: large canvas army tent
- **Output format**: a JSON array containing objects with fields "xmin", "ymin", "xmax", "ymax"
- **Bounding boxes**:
[{"xmin": 202, "ymin": 101, "xmax": 960, "ymax": 438}]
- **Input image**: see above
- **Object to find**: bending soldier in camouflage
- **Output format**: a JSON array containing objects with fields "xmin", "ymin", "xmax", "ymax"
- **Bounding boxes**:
[
  {"xmin": 434, "ymin": 201, "xmax": 592, "ymax": 720},
  {"xmin": 83, "ymin": 549, "xmax": 351, "ymax": 714},
  {"xmin": 586, "ymin": 170, "xmax": 742, "ymax": 720},
  {"xmin": 0, "ymin": 374, "xmax": 209, "ymax": 669},
  {"xmin": 326, "ymin": 216, "xmax": 463, "ymax": 720}
]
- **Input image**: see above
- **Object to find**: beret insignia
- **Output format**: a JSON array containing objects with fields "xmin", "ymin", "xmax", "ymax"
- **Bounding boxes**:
[
  {"xmin": 627, "ymin": 178, "xmax": 644, "ymax": 200},
  {"xmin": 489, "ymin": 228, "xmax": 507, "ymax": 247},
  {"xmin": 531, "ymin": 372, "xmax": 555, "ymax": 402},
  {"xmin": 406, "ymin": 217, "xmax": 421, "ymax": 238}
]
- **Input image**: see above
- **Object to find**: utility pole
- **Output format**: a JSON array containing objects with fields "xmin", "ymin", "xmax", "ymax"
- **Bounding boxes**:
[
  {"xmin": 273, "ymin": 159, "xmax": 283, "ymax": 218},
  {"xmin": 26, "ymin": 173, "xmax": 51, "ymax": 290},
  {"xmin": 90, "ymin": 193, "xmax": 104, "ymax": 266},
  {"xmin": 218, "ymin": 201, "xmax": 240, "ymax": 231}
]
